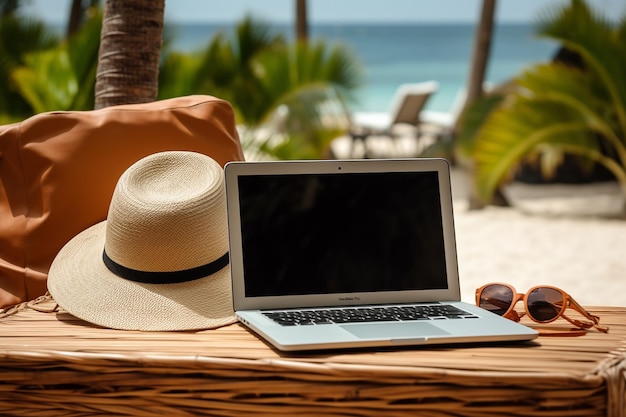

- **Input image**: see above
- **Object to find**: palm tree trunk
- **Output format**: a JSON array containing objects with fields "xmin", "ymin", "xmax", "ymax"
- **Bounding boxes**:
[
  {"xmin": 296, "ymin": 0, "xmax": 308, "ymax": 42},
  {"xmin": 464, "ymin": 0, "xmax": 499, "ymax": 209},
  {"xmin": 66, "ymin": 0, "xmax": 83, "ymax": 37},
  {"xmin": 465, "ymin": 0, "xmax": 496, "ymax": 107},
  {"xmin": 66, "ymin": 0, "xmax": 99, "ymax": 38},
  {"xmin": 94, "ymin": 0, "xmax": 164, "ymax": 109}
]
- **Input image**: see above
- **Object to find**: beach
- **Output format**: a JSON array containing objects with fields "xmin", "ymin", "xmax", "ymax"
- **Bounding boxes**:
[
  {"xmin": 452, "ymin": 165, "xmax": 626, "ymax": 308},
  {"xmin": 452, "ymin": 191, "xmax": 626, "ymax": 308}
]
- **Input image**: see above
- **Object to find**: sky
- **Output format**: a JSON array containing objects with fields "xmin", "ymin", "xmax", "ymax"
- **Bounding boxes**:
[{"xmin": 21, "ymin": 0, "xmax": 626, "ymax": 25}]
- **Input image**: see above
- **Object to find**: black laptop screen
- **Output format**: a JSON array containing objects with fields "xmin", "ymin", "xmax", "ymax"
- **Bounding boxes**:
[{"xmin": 237, "ymin": 171, "xmax": 448, "ymax": 297}]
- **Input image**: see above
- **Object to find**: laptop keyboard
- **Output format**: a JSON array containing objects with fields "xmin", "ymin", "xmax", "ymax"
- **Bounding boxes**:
[{"xmin": 263, "ymin": 304, "xmax": 479, "ymax": 326}]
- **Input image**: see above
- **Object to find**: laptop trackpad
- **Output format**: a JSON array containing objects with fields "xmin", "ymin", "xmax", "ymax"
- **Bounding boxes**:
[{"xmin": 341, "ymin": 322, "xmax": 450, "ymax": 339}]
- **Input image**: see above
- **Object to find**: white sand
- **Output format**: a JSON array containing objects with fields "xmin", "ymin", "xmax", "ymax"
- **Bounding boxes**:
[
  {"xmin": 450, "ymin": 170, "xmax": 626, "ymax": 308},
  {"xmin": 454, "ymin": 202, "xmax": 626, "ymax": 307}
]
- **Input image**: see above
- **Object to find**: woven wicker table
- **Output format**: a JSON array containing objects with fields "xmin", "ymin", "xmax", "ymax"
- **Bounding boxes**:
[{"xmin": 1, "ymin": 296, "xmax": 625, "ymax": 417}]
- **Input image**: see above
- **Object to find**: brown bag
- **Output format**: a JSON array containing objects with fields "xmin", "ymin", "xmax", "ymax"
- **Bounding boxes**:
[{"xmin": 0, "ymin": 95, "xmax": 245, "ymax": 308}]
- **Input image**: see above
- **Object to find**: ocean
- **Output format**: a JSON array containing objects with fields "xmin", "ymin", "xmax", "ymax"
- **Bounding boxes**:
[{"xmin": 165, "ymin": 22, "xmax": 559, "ymax": 113}]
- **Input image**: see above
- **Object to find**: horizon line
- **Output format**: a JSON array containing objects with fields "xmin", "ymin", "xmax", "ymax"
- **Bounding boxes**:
[
  {"xmin": 166, "ymin": 19, "xmax": 536, "ymax": 24},
  {"xmin": 41, "ymin": 17, "xmax": 537, "ymax": 26}
]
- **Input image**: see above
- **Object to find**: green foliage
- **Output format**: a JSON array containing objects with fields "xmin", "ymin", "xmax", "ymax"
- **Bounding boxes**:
[
  {"xmin": 0, "ymin": 14, "xmax": 59, "ymax": 122},
  {"xmin": 159, "ymin": 16, "xmax": 363, "ymax": 160},
  {"xmin": 159, "ymin": 15, "xmax": 287, "ymax": 122},
  {"xmin": 468, "ymin": 0, "xmax": 626, "ymax": 204},
  {"xmin": 1, "ymin": 9, "xmax": 101, "ymax": 118},
  {"xmin": 454, "ymin": 93, "xmax": 505, "ymax": 164},
  {"xmin": 249, "ymin": 40, "xmax": 361, "ymax": 159},
  {"xmin": 12, "ymin": 49, "xmax": 77, "ymax": 112}
]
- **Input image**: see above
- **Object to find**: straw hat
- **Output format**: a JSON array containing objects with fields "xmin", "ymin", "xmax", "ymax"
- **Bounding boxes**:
[{"xmin": 48, "ymin": 151, "xmax": 237, "ymax": 331}]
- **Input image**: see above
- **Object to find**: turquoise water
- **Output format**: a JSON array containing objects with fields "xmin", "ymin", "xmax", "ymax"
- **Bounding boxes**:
[{"xmin": 166, "ymin": 22, "xmax": 559, "ymax": 113}]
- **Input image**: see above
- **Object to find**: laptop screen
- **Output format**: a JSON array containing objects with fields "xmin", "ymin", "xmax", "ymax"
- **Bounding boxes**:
[{"xmin": 236, "ymin": 170, "xmax": 448, "ymax": 298}]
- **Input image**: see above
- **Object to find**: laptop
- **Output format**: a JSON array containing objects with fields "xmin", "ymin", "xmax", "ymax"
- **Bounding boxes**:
[{"xmin": 224, "ymin": 158, "xmax": 537, "ymax": 351}]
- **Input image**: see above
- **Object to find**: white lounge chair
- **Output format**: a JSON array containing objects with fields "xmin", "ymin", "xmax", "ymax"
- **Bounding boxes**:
[{"xmin": 349, "ymin": 81, "xmax": 439, "ymax": 157}]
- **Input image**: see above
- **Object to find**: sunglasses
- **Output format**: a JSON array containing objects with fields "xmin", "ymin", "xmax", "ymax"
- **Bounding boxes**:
[{"xmin": 476, "ymin": 283, "xmax": 609, "ymax": 334}]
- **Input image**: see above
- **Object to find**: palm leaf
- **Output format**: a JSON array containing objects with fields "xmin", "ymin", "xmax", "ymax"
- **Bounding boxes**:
[
  {"xmin": 11, "ymin": 11, "xmax": 102, "ymax": 113},
  {"xmin": 0, "ymin": 15, "xmax": 59, "ymax": 119},
  {"xmin": 537, "ymin": 0, "xmax": 626, "ymax": 141},
  {"xmin": 12, "ymin": 49, "xmax": 76, "ymax": 112},
  {"xmin": 475, "ymin": 113, "xmax": 598, "ymax": 200},
  {"xmin": 455, "ymin": 93, "xmax": 505, "ymax": 162},
  {"xmin": 159, "ymin": 16, "xmax": 363, "ymax": 160},
  {"xmin": 249, "ymin": 40, "xmax": 362, "ymax": 158},
  {"xmin": 473, "ymin": 65, "xmax": 610, "ymax": 200},
  {"xmin": 519, "ymin": 63, "xmax": 623, "ymax": 152}
]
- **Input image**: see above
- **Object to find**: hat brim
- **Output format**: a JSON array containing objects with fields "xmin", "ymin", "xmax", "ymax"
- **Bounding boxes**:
[{"xmin": 48, "ymin": 221, "xmax": 237, "ymax": 331}]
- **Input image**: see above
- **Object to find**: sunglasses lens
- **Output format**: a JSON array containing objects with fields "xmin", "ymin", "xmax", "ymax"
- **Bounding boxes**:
[
  {"xmin": 527, "ymin": 287, "xmax": 563, "ymax": 322},
  {"xmin": 479, "ymin": 284, "xmax": 514, "ymax": 316}
]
